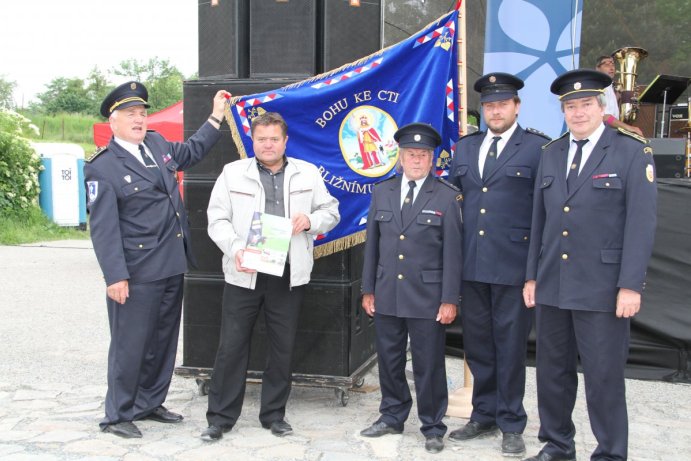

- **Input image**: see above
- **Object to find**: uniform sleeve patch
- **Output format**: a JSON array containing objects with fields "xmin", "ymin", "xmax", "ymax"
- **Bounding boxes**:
[
  {"xmin": 87, "ymin": 181, "xmax": 98, "ymax": 202},
  {"xmin": 646, "ymin": 164, "xmax": 655, "ymax": 183}
]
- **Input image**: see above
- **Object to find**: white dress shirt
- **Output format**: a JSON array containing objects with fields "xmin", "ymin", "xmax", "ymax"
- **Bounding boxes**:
[{"xmin": 478, "ymin": 121, "xmax": 518, "ymax": 178}]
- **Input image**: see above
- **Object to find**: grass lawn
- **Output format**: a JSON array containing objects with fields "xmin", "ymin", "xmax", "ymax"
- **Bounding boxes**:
[{"xmin": 0, "ymin": 207, "xmax": 89, "ymax": 245}]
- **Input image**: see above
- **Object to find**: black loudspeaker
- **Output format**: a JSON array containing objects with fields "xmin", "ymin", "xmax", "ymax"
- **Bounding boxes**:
[
  {"xmin": 322, "ymin": 0, "xmax": 382, "ymax": 71},
  {"xmin": 182, "ymin": 255, "xmax": 376, "ymax": 377},
  {"xmin": 249, "ymin": 1, "xmax": 317, "ymax": 77},
  {"xmin": 668, "ymin": 106, "xmax": 689, "ymax": 139},
  {"xmin": 648, "ymin": 138, "xmax": 686, "ymax": 179},
  {"xmin": 198, "ymin": 0, "xmax": 248, "ymax": 78},
  {"xmin": 182, "ymin": 78, "xmax": 298, "ymax": 179}
]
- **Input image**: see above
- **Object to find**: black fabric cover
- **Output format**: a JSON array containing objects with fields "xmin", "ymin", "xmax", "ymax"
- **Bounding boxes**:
[{"xmin": 446, "ymin": 179, "xmax": 691, "ymax": 382}]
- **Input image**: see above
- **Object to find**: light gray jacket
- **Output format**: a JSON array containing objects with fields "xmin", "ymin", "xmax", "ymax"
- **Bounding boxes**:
[{"xmin": 207, "ymin": 157, "xmax": 340, "ymax": 288}]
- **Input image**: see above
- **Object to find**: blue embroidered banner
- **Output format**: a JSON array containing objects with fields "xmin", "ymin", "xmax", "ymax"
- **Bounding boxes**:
[
  {"xmin": 226, "ymin": 9, "xmax": 459, "ymax": 257},
  {"xmin": 483, "ymin": 0, "xmax": 583, "ymax": 137}
]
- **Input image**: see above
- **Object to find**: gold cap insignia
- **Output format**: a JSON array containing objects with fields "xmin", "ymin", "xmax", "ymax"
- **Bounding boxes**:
[
  {"xmin": 414, "ymin": 134, "xmax": 421, "ymax": 142},
  {"xmin": 646, "ymin": 164, "xmax": 654, "ymax": 183},
  {"xmin": 489, "ymin": 75, "xmax": 496, "ymax": 83},
  {"xmin": 574, "ymin": 82, "xmax": 582, "ymax": 90},
  {"xmin": 130, "ymin": 82, "xmax": 137, "ymax": 90},
  {"xmin": 644, "ymin": 146, "xmax": 653, "ymax": 155}
]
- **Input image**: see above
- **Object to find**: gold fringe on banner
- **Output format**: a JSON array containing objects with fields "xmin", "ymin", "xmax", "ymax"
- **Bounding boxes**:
[{"xmin": 313, "ymin": 230, "xmax": 367, "ymax": 259}]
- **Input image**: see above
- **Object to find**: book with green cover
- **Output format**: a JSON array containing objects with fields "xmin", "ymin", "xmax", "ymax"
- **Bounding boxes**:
[{"xmin": 242, "ymin": 211, "xmax": 292, "ymax": 276}]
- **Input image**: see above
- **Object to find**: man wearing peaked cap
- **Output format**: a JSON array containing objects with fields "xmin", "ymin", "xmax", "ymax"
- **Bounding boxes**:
[
  {"xmin": 85, "ymin": 81, "xmax": 231, "ymax": 439},
  {"xmin": 393, "ymin": 122, "xmax": 442, "ymax": 149},
  {"xmin": 523, "ymin": 69, "xmax": 657, "ymax": 461},
  {"xmin": 100, "ymin": 81, "xmax": 151, "ymax": 117},
  {"xmin": 447, "ymin": 72, "xmax": 549, "ymax": 457},
  {"xmin": 360, "ymin": 122, "xmax": 462, "ymax": 454}
]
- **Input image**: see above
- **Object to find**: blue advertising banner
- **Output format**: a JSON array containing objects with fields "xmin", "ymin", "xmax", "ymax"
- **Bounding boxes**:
[
  {"xmin": 226, "ymin": 9, "xmax": 460, "ymax": 258},
  {"xmin": 484, "ymin": 0, "xmax": 583, "ymax": 137}
]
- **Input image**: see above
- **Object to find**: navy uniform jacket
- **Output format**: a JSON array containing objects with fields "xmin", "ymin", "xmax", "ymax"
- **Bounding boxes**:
[
  {"xmin": 526, "ymin": 127, "xmax": 657, "ymax": 311},
  {"xmin": 450, "ymin": 126, "xmax": 548, "ymax": 285},
  {"xmin": 85, "ymin": 123, "xmax": 221, "ymax": 286},
  {"xmin": 362, "ymin": 174, "xmax": 463, "ymax": 319}
]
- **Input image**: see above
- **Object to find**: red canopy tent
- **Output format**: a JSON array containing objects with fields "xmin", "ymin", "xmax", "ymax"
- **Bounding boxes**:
[{"xmin": 92, "ymin": 101, "xmax": 184, "ymax": 146}]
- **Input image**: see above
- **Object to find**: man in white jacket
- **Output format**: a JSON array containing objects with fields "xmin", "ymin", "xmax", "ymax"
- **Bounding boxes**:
[{"xmin": 201, "ymin": 112, "xmax": 340, "ymax": 441}]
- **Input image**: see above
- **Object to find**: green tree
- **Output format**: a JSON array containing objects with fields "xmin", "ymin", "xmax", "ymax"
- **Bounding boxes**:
[
  {"xmin": 34, "ymin": 77, "xmax": 92, "ymax": 115},
  {"xmin": 0, "ymin": 75, "xmax": 17, "ymax": 109},
  {"xmin": 112, "ymin": 58, "xmax": 184, "ymax": 112},
  {"xmin": 85, "ymin": 67, "xmax": 113, "ymax": 114}
]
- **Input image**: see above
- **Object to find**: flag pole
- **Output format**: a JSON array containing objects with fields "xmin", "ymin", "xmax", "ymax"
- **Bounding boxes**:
[{"xmin": 447, "ymin": 0, "xmax": 474, "ymax": 420}]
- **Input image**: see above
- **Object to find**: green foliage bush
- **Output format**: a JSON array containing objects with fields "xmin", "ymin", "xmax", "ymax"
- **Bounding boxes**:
[{"xmin": 0, "ymin": 110, "xmax": 43, "ymax": 216}]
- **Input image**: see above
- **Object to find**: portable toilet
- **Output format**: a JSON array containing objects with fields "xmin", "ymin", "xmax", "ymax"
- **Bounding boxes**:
[{"xmin": 34, "ymin": 142, "xmax": 86, "ymax": 228}]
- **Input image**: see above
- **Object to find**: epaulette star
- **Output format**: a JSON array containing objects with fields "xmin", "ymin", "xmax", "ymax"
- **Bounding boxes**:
[
  {"xmin": 526, "ymin": 127, "xmax": 551, "ymax": 140},
  {"xmin": 542, "ymin": 131, "xmax": 569, "ymax": 149}
]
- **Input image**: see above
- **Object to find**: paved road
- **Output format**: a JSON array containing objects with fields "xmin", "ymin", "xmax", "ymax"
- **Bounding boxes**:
[{"xmin": 0, "ymin": 241, "xmax": 689, "ymax": 460}]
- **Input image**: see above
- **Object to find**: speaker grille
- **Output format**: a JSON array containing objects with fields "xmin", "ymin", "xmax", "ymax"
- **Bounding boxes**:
[
  {"xmin": 249, "ymin": 1, "xmax": 317, "ymax": 77},
  {"xmin": 323, "ymin": 0, "xmax": 381, "ymax": 71}
]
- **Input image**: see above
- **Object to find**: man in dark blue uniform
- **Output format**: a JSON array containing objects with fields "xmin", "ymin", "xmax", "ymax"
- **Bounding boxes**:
[
  {"xmin": 448, "ymin": 73, "xmax": 549, "ymax": 457},
  {"xmin": 85, "ymin": 81, "xmax": 230, "ymax": 438},
  {"xmin": 523, "ymin": 70, "xmax": 657, "ymax": 461},
  {"xmin": 360, "ymin": 123, "xmax": 462, "ymax": 454}
]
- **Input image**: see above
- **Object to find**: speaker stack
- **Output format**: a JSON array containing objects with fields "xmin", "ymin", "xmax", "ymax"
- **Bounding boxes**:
[{"xmin": 180, "ymin": 1, "xmax": 381, "ymax": 383}]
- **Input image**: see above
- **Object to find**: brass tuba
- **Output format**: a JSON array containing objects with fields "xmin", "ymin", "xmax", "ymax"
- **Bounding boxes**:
[{"xmin": 612, "ymin": 47, "xmax": 648, "ymax": 123}]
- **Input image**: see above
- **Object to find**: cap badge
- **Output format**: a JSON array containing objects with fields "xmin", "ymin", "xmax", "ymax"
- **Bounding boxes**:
[
  {"xmin": 414, "ymin": 134, "xmax": 421, "ymax": 142},
  {"xmin": 489, "ymin": 76, "xmax": 496, "ymax": 83},
  {"xmin": 130, "ymin": 83, "xmax": 137, "ymax": 90},
  {"xmin": 574, "ymin": 82, "xmax": 582, "ymax": 90}
]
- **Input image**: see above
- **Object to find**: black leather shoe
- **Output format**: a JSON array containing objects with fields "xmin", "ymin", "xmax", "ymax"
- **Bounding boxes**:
[
  {"xmin": 102, "ymin": 421, "xmax": 142, "ymax": 439},
  {"xmin": 262, "ymin": 420, "xmax": 293, "ymax": 437},
  {"xmin": 360, "ymin": 421, "xmax": 403, "ymax": 437},
  {"xmin": 502, "ymin": 432, "xmax": 526, "ymax": 457},
  {"xmin": 142, "ymin": 406, "xmax": 184, "ymax": 423},
  {"xmin": 200, "ymin": 424, "xmax": 233, "ymax": 442},
  {"xmin": 522, "ymin": 451, "xmax": 576, "ymax": 461},
  {"xmin": 448, "ymin": 420, "xmax": 498, "ymax": 442},
  {"xmin": 425, "ymin": 435, "xmax": 444, "ymax": 454}
]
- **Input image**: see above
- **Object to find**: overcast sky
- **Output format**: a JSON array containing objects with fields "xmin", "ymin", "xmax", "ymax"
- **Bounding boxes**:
[{"xmin": 0, "ymin": 0, "xmax": 198, "ymax": 107}]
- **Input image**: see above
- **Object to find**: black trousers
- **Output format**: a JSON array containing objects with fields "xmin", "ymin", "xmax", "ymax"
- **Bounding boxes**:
[
  {"xmin": 535, "ymin": 304, "xmax": 630, "ymax": 461},
  {"xmin": 374, "ymin": 313, "xmax": 448, "ymax": 437},
  {"xmin": 206, "ymin": 271, "xmax": 304, "ymax": 428},
  {"xmin": 101, "ymin": 274, "xmax": 184, "ymax": 428},
  {"xmin": 461, "ymin": 281, "xmax": 532, "ymax": 433}
]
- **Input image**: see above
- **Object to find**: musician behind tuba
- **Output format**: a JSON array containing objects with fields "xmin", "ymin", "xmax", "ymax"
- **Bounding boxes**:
[{"xmin": 595, "ymin": 54, "xmax": 645, "ymax": 136}]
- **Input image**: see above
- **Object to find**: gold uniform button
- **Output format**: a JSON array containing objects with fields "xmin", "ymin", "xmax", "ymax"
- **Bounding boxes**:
[
  {"xmin": 516, "ymin": 171, "xmax": 521, "ymax": 176},
  {"xmin": 562, "ymin": 253, "xmax": 568, "ymax": 260},
  {"xmin": 398, "ymin": 254, "xmax": 404, "ymax": 260},
  {"xmin": 138, "ymin": 244, "xmax": 143, "ymax": 248},
  {"xmin": 563, "ymin": 206, "xmax": 570, "ymax": 213},
  {"xmin": 177, "ymin": 233, "xmax": 182, "ymax": 238},
  {"xmin": 399, "ymin": 235, "xmax": 405, "ymax": 240},
  {"xmin": 562, "ymin": 230, "xmax": 569, "ymax": 237},
  {"xmin": 480, "ymin": 208, "xmax": 486, "ymax": 214},
  {"xmin": 397, "ymin": 274, "xmax": 404, "ymax": 280},
  {"xmin": 134, "ymin": 187, "xmax": 139, "ymax": 191},
  {"xmin": 605, "ymin": 182, "xmax": 610, "ymax": 187},
  {"xmin": 479, "ymin": 230, "xmax": 485, "ymax": 236},
  {"xmin": 482, "ymin": 187, "xmax": 488, "ymax": 192},
  {"xmin": 523, "ymin": 236, "xmax": 528, "ymax": 241},
  {"xmin": 176, "ymin": 212, "xmax": 180, "ymax": 217}
]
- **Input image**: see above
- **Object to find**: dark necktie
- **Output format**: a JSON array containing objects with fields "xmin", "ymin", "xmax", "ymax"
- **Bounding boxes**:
[
  {"xmin": 482, "ymin": 136, "xmax": 501, "ymax": 179},
  {"xmin": 401, "ymin": 180, "xmax": 416, "ymax": 223},
  {"xmin": 139, "ymin": 144, "xmax": 158, "ymax": 169},
  {"xmin": 567, "ymin": 139, "xmax": 589, "ymax": 193}
]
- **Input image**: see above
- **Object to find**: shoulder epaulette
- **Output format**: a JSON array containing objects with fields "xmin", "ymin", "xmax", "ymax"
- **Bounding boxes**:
[
  {"xmin": 86, "ymin": 146, "xmax": 108, "ymax": 163},
  {"xmin": 459, "ymin": 130, "xmax": 483, "ymax": 140},
  {"xmin": 617, "ymin": 127, "xmax": 648, "ymax": 143},
  {"xmin": 542, "ymin": 131, "xmax": 569, "ymax": 149},
  {"xmin": 437, "ymin": 176, "xmax": 460, "ymax": 192},
  {"xmin": 526, "ymin": 127, "xmax": 551, "ymax": 140},
  {"xmin": 374, "ymin": 175, "xmax": 398, "ymax": 186}
]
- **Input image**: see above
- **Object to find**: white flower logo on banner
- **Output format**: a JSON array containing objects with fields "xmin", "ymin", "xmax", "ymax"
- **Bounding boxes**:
[{"xmin": 484, "ymin": 0, "xmax": 583, "ymax": 138}]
